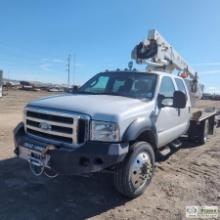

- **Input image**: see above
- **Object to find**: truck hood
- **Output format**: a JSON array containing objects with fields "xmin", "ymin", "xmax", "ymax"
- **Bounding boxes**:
[{"xmin": 27, "ymin": 94, "xmax": 153, "ymax": 122}]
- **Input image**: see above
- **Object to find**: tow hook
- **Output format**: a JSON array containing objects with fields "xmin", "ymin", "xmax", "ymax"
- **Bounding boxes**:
[{"xmin": 29, "ymin": 144, "xmax": 59, "ymax": 178}]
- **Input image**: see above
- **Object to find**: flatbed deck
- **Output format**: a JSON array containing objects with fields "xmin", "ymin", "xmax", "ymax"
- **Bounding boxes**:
[{"xmin": 191, "ymin": 107, "xmax": 217, "ymax": 122}]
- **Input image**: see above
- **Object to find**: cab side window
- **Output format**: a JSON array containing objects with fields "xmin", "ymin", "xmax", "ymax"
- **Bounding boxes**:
[
  {"xmin": 159, "ymin": 76, "xmax": 175, "ymax": 97},
  {"xmin": 175, "ymin": 78, "xmax": 187, "ymax": 94}
]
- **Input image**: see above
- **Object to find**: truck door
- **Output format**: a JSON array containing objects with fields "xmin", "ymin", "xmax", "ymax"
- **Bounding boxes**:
[
  {"xmin": 174, "ymin": 77, "xmax": 191, "ymax": 131},
  {"xmin": 156, "ymin": 76, "xmax": 183, "ymax": 147}
]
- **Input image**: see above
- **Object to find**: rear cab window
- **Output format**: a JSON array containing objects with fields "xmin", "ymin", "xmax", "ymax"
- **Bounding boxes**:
[
  {"xmin": 175, "ymin": 78, "xmax": 186, "ymax": 93},
  {"xmin": 159, "ymin": 76, "xmax": 175, "ymax": 98},
  {"xmin": 158, "ymin": 76, "xmax": 175, "ymax": 105},
  {"xmin": 175, "ymin": 78, "xmax": 188, "ymax": 98}
]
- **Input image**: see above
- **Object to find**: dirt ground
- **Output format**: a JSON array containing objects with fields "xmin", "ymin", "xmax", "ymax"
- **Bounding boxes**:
[{"xmin": 0, "ymin": 90, "xmax": 220, "ymax": 220}]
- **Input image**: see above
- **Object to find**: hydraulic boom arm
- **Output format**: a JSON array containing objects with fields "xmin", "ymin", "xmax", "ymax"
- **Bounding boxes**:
[{"xmin": 131, "ymin": 29, "xmax": 203, "ymax": 103}]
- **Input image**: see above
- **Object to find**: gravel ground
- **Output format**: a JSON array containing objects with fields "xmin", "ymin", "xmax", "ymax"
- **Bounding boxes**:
[{"xmin": 0, "ymin": 90, "xmax": 219, "ymax": 220}]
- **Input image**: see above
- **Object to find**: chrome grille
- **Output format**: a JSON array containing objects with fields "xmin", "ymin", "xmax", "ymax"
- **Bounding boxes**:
[{"xmin": 24, "ymin": 107, "xmax": 89, "ymax": 145}]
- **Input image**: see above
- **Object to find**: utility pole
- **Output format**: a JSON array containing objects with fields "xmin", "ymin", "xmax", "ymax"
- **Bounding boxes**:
[
  {"xmin": 72, "ymin": 54, "xmax": 76, "ymax": 86},
  {"xmin": 67, "ymin": 54, "xmax": 71, "ymax": 87},
  {"xmin": 0, "ymin": 70, "xmax": 3, "ymax": 97}
]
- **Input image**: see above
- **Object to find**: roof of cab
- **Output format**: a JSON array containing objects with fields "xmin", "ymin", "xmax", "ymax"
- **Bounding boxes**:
[{"xmin": 102, "ymin": 69, "xmax": 183, "ymax": 80}]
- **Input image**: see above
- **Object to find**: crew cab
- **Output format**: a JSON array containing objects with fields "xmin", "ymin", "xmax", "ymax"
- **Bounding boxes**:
[{"xmin": 14, "ymin": 70, "xmax": 216, "ymax": 198}]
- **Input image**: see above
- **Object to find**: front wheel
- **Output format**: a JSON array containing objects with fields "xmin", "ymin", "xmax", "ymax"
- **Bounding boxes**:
[{"xmin": 114, "ymin": 141, "xmax": 155, "ymax": 198}]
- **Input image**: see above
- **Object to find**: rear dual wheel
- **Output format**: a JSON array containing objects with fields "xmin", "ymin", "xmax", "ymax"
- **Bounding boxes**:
[
  {"xmin": 198, "ymin": 119, "xmax": 209, "ymax": 145},
  {"xmin": 114, "ymin": 142, "xmax": 155, "ymax": 198},
  {"xmin": 189, "ymin": 119, "xmax": 210, "ymax": 145}
]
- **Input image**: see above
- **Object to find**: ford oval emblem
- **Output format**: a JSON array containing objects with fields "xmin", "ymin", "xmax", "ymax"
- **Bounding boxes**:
[{"xmin": 39, "ymin": 122, "xmax": 52, "ymax": 131}]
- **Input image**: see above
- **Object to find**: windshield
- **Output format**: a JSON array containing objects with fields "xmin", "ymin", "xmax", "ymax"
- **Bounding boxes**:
[{"xmin": 79, "ymin": 71, "xmax": 157, "ymax": 99}]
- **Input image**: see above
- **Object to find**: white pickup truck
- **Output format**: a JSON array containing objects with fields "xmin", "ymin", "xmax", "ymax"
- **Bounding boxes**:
[{"xmin": 14, "ymin": 30, "xmax": 218, "ymax": 198}]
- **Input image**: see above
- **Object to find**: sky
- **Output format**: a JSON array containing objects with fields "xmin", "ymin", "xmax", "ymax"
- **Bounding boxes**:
[{"xmin": 0, "ymin": 0, "xmax": 220, "ymax": 93}]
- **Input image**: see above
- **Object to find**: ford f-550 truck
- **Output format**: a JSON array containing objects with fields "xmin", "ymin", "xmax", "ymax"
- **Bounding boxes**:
[{"xmin": 14, "ymin": 30, "xmax": 217, "ymax": 198}]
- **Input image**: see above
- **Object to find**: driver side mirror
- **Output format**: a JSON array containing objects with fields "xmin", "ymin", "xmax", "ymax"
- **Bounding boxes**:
[
  {"xmin": 173, "ymin": 91, "xmax": 187, "ymax": 108},
  {"xmin": 158, "ymin": 91, "xmax": 187, "ymax": 109},
  {"xmin": 72, "ymin": 85, "xmax": 79, "ymax": 93}
]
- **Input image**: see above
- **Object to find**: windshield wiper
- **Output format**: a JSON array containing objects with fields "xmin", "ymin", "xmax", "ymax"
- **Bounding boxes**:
[
  {"xmin": 96, "ymin": 92, "xmax": 126, "ymax": 97},
  {"xmin": 75, "ymin": 91, "xmax": 137, "ymax": 98},
  {"xmin": 76, "ymin": 91, "xmax": 123, "ymax": 96},
  {"xmin": 74, "ymin": 91, "xmax": 99, "ymax": 95}
]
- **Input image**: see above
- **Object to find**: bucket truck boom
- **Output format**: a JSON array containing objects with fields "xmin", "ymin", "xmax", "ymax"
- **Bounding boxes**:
[{"xmin": 131, "ymin": 29, "xmax": 203, "ymax": 103}]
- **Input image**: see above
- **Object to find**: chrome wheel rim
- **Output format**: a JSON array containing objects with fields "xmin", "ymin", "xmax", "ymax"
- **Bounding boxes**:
[{"xmin": 130, "ymin": 152, "xmax": 153, "ymax": 189}]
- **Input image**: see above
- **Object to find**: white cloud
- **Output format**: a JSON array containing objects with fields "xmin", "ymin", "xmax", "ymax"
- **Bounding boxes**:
[
  {"xmin": 39, "ymin": 63, "xmax": 52, "ymax": 72},
  {"xmin": 205, "ymin": 86, "xmax": 220, "ymax": 94},
  {"xmin": 75, "ymin": 62, "xmax": 83, "ymax": 67},
  {"xmin": 199, "ymin": 70, "xmax": 220, "ymax": 75},
  {"xmin": 40, "ymin": 57, "xmax": 83, "ymax": 73},
  {"xmin": 41, "ymin": 58, "xmax": 82, "ymax": 67},
  {"xmin": 193, "ymin": 62, "xmax": 220, "ymax": 67},
  {"xmin": 42, "ymin": 58, "xmax": 65, "ymax": 64}
]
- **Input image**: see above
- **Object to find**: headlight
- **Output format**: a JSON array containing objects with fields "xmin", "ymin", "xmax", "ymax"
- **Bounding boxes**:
[{"xmin": 90, "ymin": 120, "xmax": 120, "ymax": 142}]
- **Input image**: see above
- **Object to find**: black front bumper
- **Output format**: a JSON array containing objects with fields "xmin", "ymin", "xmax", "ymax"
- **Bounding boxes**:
[{"xmin": 14, "ymin": 123, "xmax": 129, "ymax": 175}]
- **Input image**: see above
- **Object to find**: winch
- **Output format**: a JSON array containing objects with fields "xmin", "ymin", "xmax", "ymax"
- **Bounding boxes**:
[{"xmin": 21, "ymin": 144, "xmax": 59, "ymax": 178}]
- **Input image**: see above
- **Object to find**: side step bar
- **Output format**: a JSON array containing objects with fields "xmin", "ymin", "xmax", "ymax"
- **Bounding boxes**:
[{"xmin": 157, "ymin": 139, "xmax": 182, "ymax": 160}]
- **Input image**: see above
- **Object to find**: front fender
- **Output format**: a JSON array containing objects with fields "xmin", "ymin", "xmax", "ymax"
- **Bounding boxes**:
[
  {"xmin": 122, "ymin": 116, "xmax": 157, "ymax": 143},
  {"xmin": 14, "ymin": 122, "xmax": 25, "ymax": 150}
]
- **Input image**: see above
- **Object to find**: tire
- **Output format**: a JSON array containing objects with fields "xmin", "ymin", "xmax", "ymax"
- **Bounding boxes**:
[
  {"xmin": 217, "ymin": 119, "xmax": 220, "ymax": 128},
  {"xmin": 198, "ymin": 120, "xmax": 209, "ymax": 145},
  {"xmin": 113, "ymin": 141, "xmax": 155, "ymax": 198}
]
